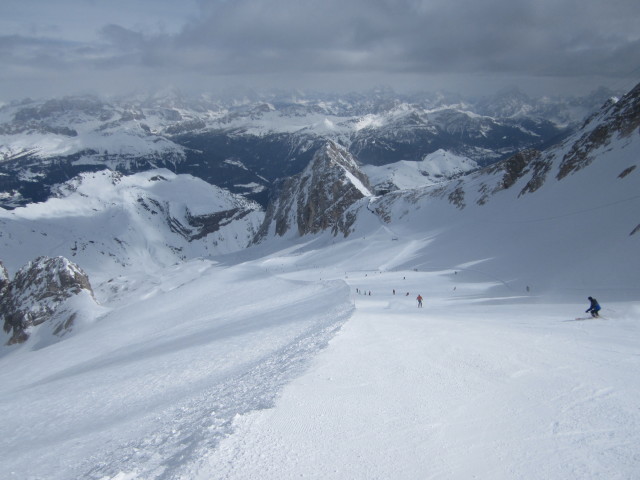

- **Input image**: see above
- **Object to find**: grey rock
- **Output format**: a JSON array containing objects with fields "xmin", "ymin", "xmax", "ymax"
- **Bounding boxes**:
[{"xmin": 1, "ymin": 256, "xmax": 95, "ymax": 345}]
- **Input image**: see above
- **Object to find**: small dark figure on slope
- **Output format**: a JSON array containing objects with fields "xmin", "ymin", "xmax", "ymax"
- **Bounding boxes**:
[{"xmin": 586, "ymin": 297, "xmax": 601, "ymax": 318}]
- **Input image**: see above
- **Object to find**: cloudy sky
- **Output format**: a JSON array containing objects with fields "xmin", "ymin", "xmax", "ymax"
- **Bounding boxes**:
[{"xmin": 1, "ymin": 0, "xmax": 639, "ymax": 101}]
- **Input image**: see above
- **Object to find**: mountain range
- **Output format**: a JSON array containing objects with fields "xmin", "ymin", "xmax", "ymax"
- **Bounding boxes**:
[{"xmin": 0, "ymin": 87, "xmax": 616, "ymax": 209}]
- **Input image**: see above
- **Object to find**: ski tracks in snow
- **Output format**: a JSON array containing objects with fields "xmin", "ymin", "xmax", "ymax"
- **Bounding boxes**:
[
  {"xmin": 0, "ymin": 266, "xmax": 354, "ymax": 480},
  {"xmin": 190, "ymin": 290, "xmax": 640, "ymax": 479},
  {"xmin": 85, "ymin": 299, "xmax": 352, "ymax": 480}
]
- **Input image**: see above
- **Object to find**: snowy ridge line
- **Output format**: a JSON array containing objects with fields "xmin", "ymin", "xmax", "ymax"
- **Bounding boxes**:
[{"xmin": 78, "ymin": 283, "xmax": 354, "ymax": 480}]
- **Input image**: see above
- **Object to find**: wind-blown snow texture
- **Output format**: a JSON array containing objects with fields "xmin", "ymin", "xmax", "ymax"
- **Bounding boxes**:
[{"xmin": 0, "ymin": 85, "xmax": 639, "ymax": 479}]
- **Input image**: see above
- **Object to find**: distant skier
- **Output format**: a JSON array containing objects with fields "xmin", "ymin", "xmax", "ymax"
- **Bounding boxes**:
[
  {"xmin": 586, "ymin": 296, "xmax": 601, "ymax": 318},
  {"xmin": 417, "ymin": 294, "xmax": 423, "ymax": 308}
]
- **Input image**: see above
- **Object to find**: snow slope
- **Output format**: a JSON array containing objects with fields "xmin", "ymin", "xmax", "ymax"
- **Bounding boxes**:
[
  {"xmin": 0, "ymin": 89, "xmax": 639, "ymax": 479},
  {"xmin": 360, "ymin": 102, "xmax": 640, "ymax": 298},
  {"xmin": 195, "ymin": 261, "xmax": 640, "ymax": 480},
  {"xmin": 0, "ymin": 224, "xmax": 638, "ymax": 479},
  {"xmin": 0, "ymin": 258, "xmax": 353, "ymax": 479}
]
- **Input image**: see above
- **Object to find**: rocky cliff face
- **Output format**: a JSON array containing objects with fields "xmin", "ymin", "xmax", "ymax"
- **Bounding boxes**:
[
  {"xmin": 369, "ymin": 82, "xmax": 640, "ymax": 224},
  {"xmin": 476, "ymin": 148, "xmax": 549, "ymax": 203},
  {"xmin": 476, "ymin": 82, "xmax": 639, "ymax": 202},
  {"xmin": 1, "ymin": 256, "xmax": 96, "ymax": 345},
  {"xmin": 558, "ymin": 83, "xmax": 640, "ymax": 180},
  {"xmin": 255, "ymin": 141, "xmax": 372, "ymax": 240}
]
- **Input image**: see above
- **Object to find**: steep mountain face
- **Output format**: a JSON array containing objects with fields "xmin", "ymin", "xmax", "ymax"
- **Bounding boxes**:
[
  {"xmin": 254, "ymin": 142, "xmax": 372, "ymax": 240},
  {"xmin": 557, "ymin": 83, "xmax": 640, "ymax": 180},
  {"xmin": 1, "ymin": 256, "xmax": 96, "ymax": 345},
  {"xmin": 0, "ymin": 89, "xmax": 608, "ymax": 209},
  {"xmin": 359, "ymin": 82, "xmax": 640, "ymax": 294},
  {"xmin": 364, "ymin": 82, "xmax": 638, "ymax": 217}
]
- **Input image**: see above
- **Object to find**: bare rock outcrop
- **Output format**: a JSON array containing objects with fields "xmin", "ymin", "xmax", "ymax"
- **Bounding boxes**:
[
  {"xmin": 255, "ymin": 141, "xmax": 372, "ymax": 240},
  {"xmin": 1, "ymin": 256, "xmax": 95, "ymax": 345}
]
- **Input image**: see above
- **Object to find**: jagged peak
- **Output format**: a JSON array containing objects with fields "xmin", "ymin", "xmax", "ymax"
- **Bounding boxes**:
[
  {"xmin": 305, "ymin": 141, "xmax": 372, "ymax": 197},
  {"xmin": 0, "ymin": 261, "xmax": 8, "ymax": 290},
  {"xmin": 558, "ymin": 81, "xmax": 640, "ymax": 180},
  {"xmin": 308, "ymin": 140, "xmax": 355, "ymax": 168},
  {"xmin": 254, "ymin": 141, "xmax": 372, "ymax": 241}
]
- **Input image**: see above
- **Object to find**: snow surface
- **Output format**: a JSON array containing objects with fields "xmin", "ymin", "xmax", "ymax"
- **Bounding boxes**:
[
  {"xmin": 1, "ymin": 225, "xmax": 639, "ymax": 479},
  {"xmin": 363, "ymin": 149, "xmax": 479, "ymax": 190},
  {"xmin": 0, "ymin": 125, "xmax": 184, "ymax": 163}
]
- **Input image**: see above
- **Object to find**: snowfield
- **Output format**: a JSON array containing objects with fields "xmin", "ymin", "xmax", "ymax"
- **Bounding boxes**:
[
  {"xmin": 1, "ymin": 229, "xmax": 639, "ymax": 479},
  {"xmin": 362, "ymin": 149, "xmax": 479, "ymax": 191}
]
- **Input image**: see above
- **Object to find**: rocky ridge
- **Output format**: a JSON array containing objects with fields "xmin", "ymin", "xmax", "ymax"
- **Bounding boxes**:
[
  {"xmin": 370, "ymin": 82, "xmax": 639, "ymax": 219},
  {"xmin": 1, "ymin": 256, "xmax": 96, "ymax": 345},
  {"xmin": 255, "ymin": 142, "xmax": 372, "ymax": 240}
]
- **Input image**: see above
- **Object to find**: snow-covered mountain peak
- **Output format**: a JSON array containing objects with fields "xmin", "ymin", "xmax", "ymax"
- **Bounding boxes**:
[{"xmin": 363, "ymin": 149, "xmax": 478, "ymax": 193}]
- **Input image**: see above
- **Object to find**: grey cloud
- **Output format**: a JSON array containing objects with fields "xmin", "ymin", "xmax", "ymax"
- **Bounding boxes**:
[
  {"xmin": 0, "ymin": 34, "xmax": 94, "ymax": 68},
  {"xmin": 169, "ymin": 0, "xmax": 640, "ymax": 79},
  {"xmin": 100, "ymin": 25, "xmax": 147, "ymax": 50},
  {"xmin": 1, "ymin": 0, "xmax": 639, "ymax": 100}
]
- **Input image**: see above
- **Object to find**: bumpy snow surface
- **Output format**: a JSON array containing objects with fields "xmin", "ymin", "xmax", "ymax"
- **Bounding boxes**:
[{"xmin": 1, "ymin": 229, "xmax": 639, "ymax": 479}]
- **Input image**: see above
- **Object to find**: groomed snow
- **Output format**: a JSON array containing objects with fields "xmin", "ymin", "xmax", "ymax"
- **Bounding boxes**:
[{"xmin": 197, "ymin": 290, "xmax": 640, "ymax": 480}]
